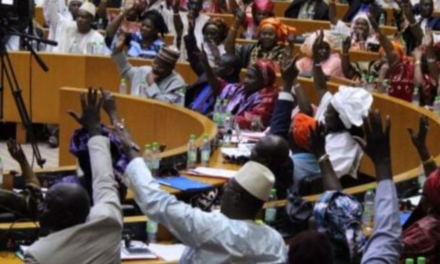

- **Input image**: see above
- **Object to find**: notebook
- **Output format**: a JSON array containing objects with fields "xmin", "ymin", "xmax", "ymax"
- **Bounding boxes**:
[{"xmin": 157, "ymin": 176, "xmax": 213, "ymax": 191}]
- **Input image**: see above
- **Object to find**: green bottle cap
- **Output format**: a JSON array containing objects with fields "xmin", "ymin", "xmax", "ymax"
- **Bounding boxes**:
[
  {"xmin": 367, "ymin": 185, "xmax": 376, "ymax": 191},
  {"xmin": 190, "ymin": 134, "xmax": 196, "ymax": 140},
  {"xmin": 270, "ymin": 188, "xmax": 277, "ymax": 195},
  {"xmin": 417, "ymin": 257, "xmax": 426, "ymax": 264},
  {"xmin": 255, "ymin": 219, "xmax": 264, "ymax": 226},
  {"xmin": 405, "ymin": 259, "xmax": 414, "ymax": 264},
  {"xmin": 152, "ymin": 142, "xmax": 159, "ymax": 147},
  {"xmin": 121, "ymin": 78, "xmax": 126, "ymax": 83},
  {"xmin": 145, "ymin": 144, "xmax": 151, "ymax": 149}
]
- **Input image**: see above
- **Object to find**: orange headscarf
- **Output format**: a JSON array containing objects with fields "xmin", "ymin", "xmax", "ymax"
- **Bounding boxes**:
[
  {"xmin": 378, "ymin": 40, "xmax": 405, "ymax": 59},
  {"xmin": 258, "ymin": 17, "xmax": 296, "ymax": 44},
  {"xmin": 292, "ymin": 113, "xmax": 316, "ymax": 151}
]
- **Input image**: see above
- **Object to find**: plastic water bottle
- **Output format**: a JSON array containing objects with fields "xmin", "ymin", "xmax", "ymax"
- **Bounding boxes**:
[
  {"xmin": 264, "ymin": 189, "xmax": 278, "ymax": 227},
  {"xmin": 139, "ymin": 80, "xmax": 147, "ymax": 97},
  {"xmin": 187, "ymin": 134, "xmax": 197, "ymax": 169},
  {"xmin": 361, "ymin": 73, "xmax": 368, "ymax": 89},
  {"xmin": 418, "ymin": 163, "xmax": 426, "ymax": 191},
  {"xmin": 212, "ymin": 99, "xmax": 222, "ymax": 125},
  {"xmin": 379, "ymin": 13, "xmax": 386, "ymax": 26},
  {"xmin": 151, "ymin": 142, "xmax": 161, "ymax": 176},
  {"xmin": 362, "ymin": 186, "xmax": 375, "ymax": 237},
  {"xmin": 0, "ymin": 156, "xmax": 3, "ymax": 188},
  {"xmin": 119, "ymin": 78, "xmax": 127, "ymax": 94},
  {"xmin": 433, "ymin": 96, "xmax": 440, "ymax": 115},
  {"xmin": 417, "ymin": 257, "xmax": 426, "ymax": 264},
  {"xmin": 143, "ymin": 144, "xmax": 153, "ymax": 170},
  {"xmin": 367, "ymin": 75, "xmax": 375, "ymax": 92},
  {"xmin": 69, "ymin": 40, "xmax": 80, "ymax": 54},
  {"xmin": 146, "ymin": 220, "xmax": 158, "ymax": 244},
  {"xmin": 412, "ymin": 87, "xmax": 420, "ymax": 106},
  {"xmin": 224, "ymin": 113, "xmax": 232, "ymax": 132},
  {"xmin": 201, "ymin": 134, "xmax": 211, "ymax": 167}
]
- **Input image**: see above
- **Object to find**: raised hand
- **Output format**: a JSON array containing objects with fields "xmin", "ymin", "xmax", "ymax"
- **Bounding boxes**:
[
  {"xmin": 308, "ymin": 121, "xmax": 327, "ymax": 158},
  {"xmin": 101, "ymin": 89, "xmax": 118, "ymax": 124},
  {"xmin": 206, "ymin": 41, "xmax": 221, "ymax": 66},
  {"xmin": 312, "ymin": 30, "xmax": 325, "ymax": 64},
  {"xmin": 367, "ymin": 13, "xmax": 380, "ymax": 33},
  {"xmin": 407, "ymin": 115, "xmax": 429, "ymax": 154},
  {"xmin": 68, "ymin": 88, "xmax": 102, "ymax": 136},
  {"xmin": 281, "ymin": 55, "xmax": 299, "ymax": 88},
  {"xmin": 235, "ymin": 8, "xmax": 246, "ymax": 25},
  {"xmin": 342, "ymin": 36, "xmax": 351, "ymax": 54},
  {"xmin": 124, "ymin": 0, "xmax": 137, "ymax": 14},
  {"xmin": 188, "ymin": 11, "xmax": 195, "ymax": 36},
  {"xmin": 423, "ymin": 29, "xmax": 434, "ymax": 47},
  {"xmin": 112, "ymin": 119, "xmax": 140, "ymax": 161},
  {"xmin": 354, "ymin": 110, "xmax": 391, "ymax": 166},
  {"xmin": 196, "ymin": 44, "xmax": 211, "ymax": 69},
  {"xmin": 7, "ymin": 139, "xmax": 26, "ymax": 163},
  {"xmin": 173, "ymin": 0, "xmax": 180, "ymax": 13}
]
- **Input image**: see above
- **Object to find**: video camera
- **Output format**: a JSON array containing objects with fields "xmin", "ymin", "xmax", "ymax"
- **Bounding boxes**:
[{"xmin": 0, "ymin": 0, "xmax": 34, "ymax": 35}]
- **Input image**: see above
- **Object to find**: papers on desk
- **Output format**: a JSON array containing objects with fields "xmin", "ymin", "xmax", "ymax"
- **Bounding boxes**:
[
  {"xmin": 231, "ymin": 131, "xmax": 266, "ymax": 143},
  {"xmin": 157, "ymin": 176, "xmax": 213, "ymax": 191},
  {"xmin": 148, "ymin": 243, "xmax": 186, "ymax": 261},
  {"xmin": 121, "ymin": 240, "xmax": 157, "ymax": 260},
  {"xmin": 187, "ymin": 167, "xmax": 238, "ymax": 179}
]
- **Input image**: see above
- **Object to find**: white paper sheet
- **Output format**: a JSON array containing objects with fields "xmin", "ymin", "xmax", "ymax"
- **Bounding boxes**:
[
  {"xmin": 148, "ymin": 243, "xmax": 186, "ymax": 262},
  {"xmin": 187, "ymin": 167, "xmax": 238, "ymax": 179}
]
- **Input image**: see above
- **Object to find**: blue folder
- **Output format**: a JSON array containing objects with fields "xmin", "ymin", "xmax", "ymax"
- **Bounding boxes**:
[{"xmin": 156, "ymin": 176, "xmax": 213, "ymax": 192}]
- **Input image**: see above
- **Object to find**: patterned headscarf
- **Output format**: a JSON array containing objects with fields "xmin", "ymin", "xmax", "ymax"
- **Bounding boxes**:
[
  {"xmin": 423, "ymin": 168, "xmax": 440, "ymax": 210},
  {"xmin": 314, "ymin": 191, "xmax": 366, "ymax": 261},
  {"xmin": 253, "ymin": 0, "xmax": 275, "ymax": 13},
  {"xmin": 253, "ymin": 59, "xmax": 277, "ymax": 87},
  {"xmin": 258, "ymin": 17, "xmax": 296, "ymax": 44},
  {"xmin": 300, "ymin": 30, "xmax": 335, "ymax": 58},
  {"xmin": 292, "ymin": 113, "xmax": 316, "ymax": 151}
]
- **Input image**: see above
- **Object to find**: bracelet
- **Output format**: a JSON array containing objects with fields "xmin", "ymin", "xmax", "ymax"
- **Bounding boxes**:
[
  {"xmin": 423, "ymin": 156, "xmax": 435, "ymax": 165},
  {"xmin": 415, "ymin": 60, "xmax": 421, "ymax": 65},
  {"xmin": 318, "ymin": 154, "xmax": 329, "ymax": 163}
]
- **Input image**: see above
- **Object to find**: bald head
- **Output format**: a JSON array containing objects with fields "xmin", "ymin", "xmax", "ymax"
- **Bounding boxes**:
[
  {"xmin": 250, "ymin": 135, "xmax": 290, "ymax": 169},
  {"xmin": 39, "ymin": 183, "xmax": 90, "ymax": 232}
]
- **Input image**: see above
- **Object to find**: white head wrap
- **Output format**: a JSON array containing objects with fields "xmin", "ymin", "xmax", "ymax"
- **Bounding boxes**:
[
  {"xmin": 79, "ymin": 2, "xmax": 96, "ymax": 17},
  {"xmin": 234, "ymin": 161, "xmax": 275, "ymax": 201},
  {"xmin": 331, "ymin": 86, "xmax": 373, "ymax": 129}
]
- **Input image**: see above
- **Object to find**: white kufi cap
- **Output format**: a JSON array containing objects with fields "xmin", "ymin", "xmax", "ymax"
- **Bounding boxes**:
[
  {"xmin": 234, "ymin": 161, "xmax": 275, "ymax": 201},
  {"xmin": 79, "ymin": 2, "xmax": 96, "ymax": 17},
  {"xmin": 68, "ymin": 0, "xmax": 84, "ymax": 5}
]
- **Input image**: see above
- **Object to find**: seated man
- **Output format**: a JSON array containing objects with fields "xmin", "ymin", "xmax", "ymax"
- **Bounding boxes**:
[
  {"xmin": 47, "ymin": 0, "xmax": 109, "ymax": 54},
  {"xmin": 24, "ymin": 89, "xmax": 123, "ymax": 264},
  {"xmin": 112, "ymin": 35, "xmax": 186, "ymax": 105},
  {"xmin": 106, "ymin": 100, "xmax": 287, "ymax": 263}
]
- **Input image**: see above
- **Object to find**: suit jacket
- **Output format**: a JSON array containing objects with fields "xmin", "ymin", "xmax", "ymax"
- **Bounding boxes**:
[
  {"xmin": 284, "ymin": 0, "xmax": 330, "ymax": 21},
  {"xmin": 342, "ymin": 0, "xmax": 386, "ymax": 23},
  {"xmin": 25, "ymin": 136, "xmax": 123, "ymax": 264}
]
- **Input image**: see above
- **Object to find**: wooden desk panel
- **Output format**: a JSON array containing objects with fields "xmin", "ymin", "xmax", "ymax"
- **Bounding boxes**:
[{"xmin": 31, "ymin": 53, "xmax": 87, "ymax": 123}]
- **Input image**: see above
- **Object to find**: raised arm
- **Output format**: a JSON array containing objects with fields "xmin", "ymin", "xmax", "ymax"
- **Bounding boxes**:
[
  {"xmin": 225, "ymin": 9, "xmax": 245, "ymax": 55},
  {"xmin": 309, "ymin": 122, "xmax": 343, "ymax": 191},
  {"xmin": 423, "ymin": 30, "xmax": 440, "ymax": 82},
  {"xmin": 173, "ymin": 0, "xmax": 184, "ymax": 49},
  {"xmin": 111, "ymin": 34, "xmax": 136, "ymax": 80},
  {"xmin": 97, "ymin": 0, "xmax": 108, "ymax": 19},
  {"xmin": 369, "ymin": 14, "xmax": 400, "ymax": 68},
  {"xmin": 7, "ymin": 140, "xmax": 39, "ymax": 188},
  {"xmin": 312, "ymin": 31, "xmax": 329, "ymax": 103},
  {"xmin": 341, "ymin": 37, "xmax": 359, "ymax": 80},
  {"xmin": 407, "ymin": 115, "xmax": 437, "ymax": 177},
  {"xmin": 358, "ymin": 110, "xmax": 402, "ymax": 264},
  {"xmin": 413, "ymin": 48, "xmax": 424, "ymax": 88},
  {"xmin": 197, "ymin": 47, "xmax": 221, "ymax": 95},
  {"xmin": 112, "ymin": 119, "xmax": 226, "ymax": 248},
  {"xmin": 47, "ymin": 0, "xmax": 61, "ymax": 28},
  {"xmin": 400, "ymin": 2, "xmax": 424, "ymax": 46}
]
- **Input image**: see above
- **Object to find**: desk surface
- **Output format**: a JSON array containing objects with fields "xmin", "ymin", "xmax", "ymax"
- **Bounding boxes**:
[{"xmin": 0, "ymin": 252, "xmax": 178, "ymax": 264}]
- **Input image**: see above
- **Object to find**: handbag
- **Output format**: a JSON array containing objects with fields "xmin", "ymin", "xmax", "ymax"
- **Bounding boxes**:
[{"xmin": 388, "ymin": 60, "xmax": 415, "ymax": 102}]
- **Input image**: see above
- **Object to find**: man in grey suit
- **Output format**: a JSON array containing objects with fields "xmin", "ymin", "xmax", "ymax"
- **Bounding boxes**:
[{"xmin": 24, "ymin": 89, "xmax": 123, "ymax": 264}]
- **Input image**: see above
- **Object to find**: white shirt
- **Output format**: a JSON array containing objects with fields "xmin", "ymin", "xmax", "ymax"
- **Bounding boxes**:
[
  {"xmin": 46, "ymin": 0, "xmax": 110, "ymax": 54},
  {"xmin": 315, "ymin": 92, "xmax": 363, "ymax": 179},
  {"xmin": 44, "ymin": 0, "xmax": 72, "ymax": 52},
  {"xmin": 125, "ymin": 158, "xmax": 287, "ymax": 264}
]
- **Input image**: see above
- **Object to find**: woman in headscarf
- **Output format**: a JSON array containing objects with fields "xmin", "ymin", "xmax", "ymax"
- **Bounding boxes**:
[
  {"xmin": 328, "ymin": 0, "xmax": 379, "ymax": 51},
  {"xmin": 225, "ymin": 13, "xmax": 296, "ymax": 71},
  {"xmin": 185, "ymin": 17, "xmax": 229, "ymax": 69},
  {"xmin": 403, "ymin": 116, "xmax": 440, "ymax": 263},
  {"xmin": 242, "ymin": 0, "xmax": 275, "ymax": 39},
  {"xmin": 198, "ymin": 49, "xmax": 279, "ymax": 129},
  {"xmin": 296, "ymin": 30, "xmax": 344, "ymax": 78},
  {"xmin": 106, "ymin": 0, "xmax": 146, "ymax": 37}
]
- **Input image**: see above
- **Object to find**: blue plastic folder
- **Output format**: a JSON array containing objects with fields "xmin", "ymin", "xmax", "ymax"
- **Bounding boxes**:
[{"xmin": 156, "ymin": 176, "xmax": 213, "ymax": 192}]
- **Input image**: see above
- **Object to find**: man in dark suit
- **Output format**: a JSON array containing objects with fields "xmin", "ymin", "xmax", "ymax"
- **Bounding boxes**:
[
  {"xmin": 414, "ymin": 0, "xmax": 440, "ymax": 30},
  {"xmin": 285, "ymin": 0, "xmax": 329, "ymax": 21},
  {"xmin": 342, "ymin": 0, "xmax": 386, "ymax": 23}
]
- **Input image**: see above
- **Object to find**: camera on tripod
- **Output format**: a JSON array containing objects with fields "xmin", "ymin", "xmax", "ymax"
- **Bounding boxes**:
[{"xmin": 0, "ymin": 0, "xmax": 34, "ymax": 35}]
